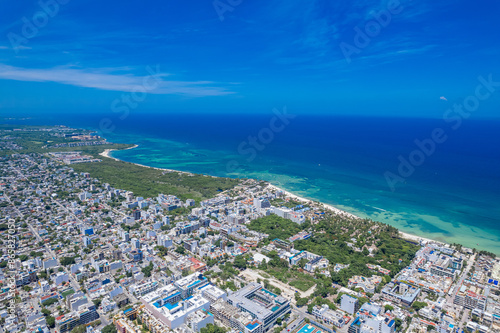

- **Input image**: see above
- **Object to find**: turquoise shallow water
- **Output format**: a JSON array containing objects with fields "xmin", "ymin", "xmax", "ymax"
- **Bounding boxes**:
[
  {"xmin": 8, "ymin": 113, "xmax": 500, "ymax": 254},
  {"xmin": 100, "ymin": 113, "xmax": 500, "ymax": 254},
  {"xmin": 113, "ymin": 140, "xmax": 500, "ymax": 254}
]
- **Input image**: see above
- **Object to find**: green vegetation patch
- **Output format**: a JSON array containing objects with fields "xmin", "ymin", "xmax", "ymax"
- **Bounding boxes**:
[
  {"xmin": 1, "ymin": 126, "xmax": 241, "ymax": 201},
  {"xmin": 61, "ymin": 289, "xmax": 75, "ymax": 299},
  {"xmin": 268, "ymin": 267, "xmax": 316, "ymax": 291},
  {"xmin": 42, "ymin": 297, "xmax": 58, "ymax": 306},
  {"xmin": 247, "ymin": 215, "xmax": 303, "ymax": 240},
  {"xmin": 258, "ymin": 252, "xmax": 316, "ymax": 292},
  {"xmin": 70, "ymin": 152, "xmax": 241, "ymax": 201}
]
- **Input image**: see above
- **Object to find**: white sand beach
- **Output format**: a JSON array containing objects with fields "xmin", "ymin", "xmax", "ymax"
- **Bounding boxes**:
[
  {"xmin": 267, "ymin": 184, "xmax": 359, "ymax": 219},
  {"xmin": 100, "ymin": 146, "xmax": 444, "ymax": 247},
  {"xmin": 99, "ymin": 145, "xmax": 192, "ymax": 175},
  {"xmin": 398, "ymin": 231, "xmax": 441, "ymax": 245},
  {"xmin": 267, "ymin": 184, "xmax": 442, "ymax": 246}
]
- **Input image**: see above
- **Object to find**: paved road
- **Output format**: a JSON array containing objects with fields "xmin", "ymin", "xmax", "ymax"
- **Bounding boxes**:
[
  {"xmin": 7, "ymin": 158, "xmax": 102, "ymax": 326},
  {"xmin": 6, "ymin": 179, "xmax": 81, "ymax": 293},
  {"xmin": 444, "ymin": 254, "xmax": 475, "ymax": 327},
  {"xmin": 283, "ymin": 313, "xmax": 304, "ymax": 333}
]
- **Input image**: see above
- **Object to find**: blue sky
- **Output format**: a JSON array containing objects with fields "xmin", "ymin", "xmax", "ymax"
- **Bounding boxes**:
[{"xmin": 1, "ymin": 0, "xmax": 499, "ymax": 117}]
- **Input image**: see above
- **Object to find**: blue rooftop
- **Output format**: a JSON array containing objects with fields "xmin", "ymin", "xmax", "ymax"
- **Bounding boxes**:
[
  {"xmin": 187, "ymin": 280, "xmax": 202, "ymax": 289},
  {"xmin": 164, "ymin": 302, "xmax": 179, "ymax": 310},
  {"xmin": 246, "ymin": 322, "xmax": 260, "ymax": 330}
]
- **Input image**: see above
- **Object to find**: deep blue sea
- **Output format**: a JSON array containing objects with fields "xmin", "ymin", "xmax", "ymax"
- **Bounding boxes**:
[{"xmin": 6, "ymin": 112, "xmax": 500, "ymax": 253}]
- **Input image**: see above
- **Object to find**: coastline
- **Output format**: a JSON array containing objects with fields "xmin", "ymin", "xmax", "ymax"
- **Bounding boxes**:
[
  {"xmin": 398, "ymin": 231, "xmax": 440, "ymax": 246},
  {"xmin": 268, "ymin": 184, "xmax": 438, "ymax": 245},
  {"xmin": 100, "ymin": 144, "xmax": 442, "ymax": 247},
  {"xmin": 99, "ymin": 145, "xmax": 192, "ymax": 175},
  {"xmin": 266, "ymin": 184, "xmax": 359, "ymax": 219}
]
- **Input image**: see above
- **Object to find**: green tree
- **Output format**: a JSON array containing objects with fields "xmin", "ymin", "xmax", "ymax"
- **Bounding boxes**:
[
  {"xmin": 247, "ymin": 215, "xmax": 302, "ymax": 240},
  {"xmin": 175, "ymin": 246, "xmax": 186, "ymax": 255},
  {"xmin": 93, "ymin": 298, "xmax": 102, "ymax": 308},
  {"xmin": 102, "ymin": 324, "xmax": 117, "ymax": 333},
  {"xmin": 412, "ymin": 301, "xmax": 427, "ymax": 311},
  {"xmin": 60, "ymin": 257, "xmax": 76, "ymax": 266},
  {"xmin": 394, "ymin": 318, "xmax": 402, "ymax": 331},
  {"xmin": 71, "ymin": 325, "xmax": 87, "ymax": 333},
  {"xmin": 30, "ymin": 251, "xmax": 44, "ymax": 257},
  {"xmin": 296, "ymin": 297, "xmax": 308, "ymax": 307},
  {"xmin": 200, "ymin": 324, "xmax": 227, "ymax": 333},
  {"xmin": 142, "ymin": 262, "xmax": 154, "ymax": 277},
  {"xmin": 46, "ymin": 316, "xmax": 55, "ymax": 328},
  {"xmin": 233, "ymin": 256, "xmax": 247, "ymax": 269}
]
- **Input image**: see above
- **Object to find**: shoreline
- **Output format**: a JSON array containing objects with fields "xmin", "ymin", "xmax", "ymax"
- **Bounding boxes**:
[
  {"xmin": 99, "ymin": 145, "xmax": 192, "ymax": 175},
  {"xmin": 267, "ymin": 184, "xmax": 440, "ymax": 245},
  {"xmin": 266, "ymin": 184, "xmax": 359, "ymax": 219},
  {"xmin": 100, "ymin": 144, "xmax": 444, "ymax": 247},
  {"xmin": 398, "ymin": 231, "xmax": 441, "ymax": 246}
]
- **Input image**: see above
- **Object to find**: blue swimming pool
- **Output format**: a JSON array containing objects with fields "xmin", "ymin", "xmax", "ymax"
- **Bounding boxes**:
[{"xmin": 297, "ymin": 324, "xmax": 315, "ymax": 333}]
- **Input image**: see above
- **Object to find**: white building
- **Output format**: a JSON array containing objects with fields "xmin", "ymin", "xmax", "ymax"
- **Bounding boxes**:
[
  {"xmin": 54, "ymin": 272, "xmax": 69, "ymax": 285},
  {"xmin": 43, "ymin": 258, "xmax": 58, "ymax": 270},
  {"xmin": 312, "ymin": 304, "xmax": 347, "ymax": 328},
  {"xmin": 78, "ymin": 192, "xmax": 92, "ymax": 201},
  {"xmin": 129, "ymin": 280, "xmax": 159, "ymax": 296},
  {"xmin": 101, "ymin": 296, "xmax": 117, "ymax": 313},
  {"xmin": 142, "ymin": 294, "xmax": 210, "ymax": 330},
  {"xmin": 82, "ymin": 236, "xmax": 91, "ymax": 247},
  {"xmin": 157, "ymin": 235, "xmax": 173, "ymax": 248},
  {"xmin": 186, "ymin": 309, "xmax": 214, "ymax": 332},
  {"xmin": 341, "ymin": 294, "xmax": 359, "ymax": 315}
]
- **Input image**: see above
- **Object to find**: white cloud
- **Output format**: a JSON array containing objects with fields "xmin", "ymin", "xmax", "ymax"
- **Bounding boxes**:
[
  {"xmin": 0, "ymin": 45, "xmax": 31, "ymax": 50},
  {"xmin": 0, "ymin": 64, "xmax": 235, "ymax": 97}
]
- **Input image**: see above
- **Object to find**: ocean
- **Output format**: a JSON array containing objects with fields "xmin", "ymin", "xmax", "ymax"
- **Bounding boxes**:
[{"xmin": 7, "ymin": 112, "xmax": 500, "ymax": 253}]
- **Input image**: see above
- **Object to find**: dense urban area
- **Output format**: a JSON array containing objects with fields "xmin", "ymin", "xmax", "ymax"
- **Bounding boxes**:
[{"xmin": 1, "ymin": 125, "xmax": 499, "ymax": 333}]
